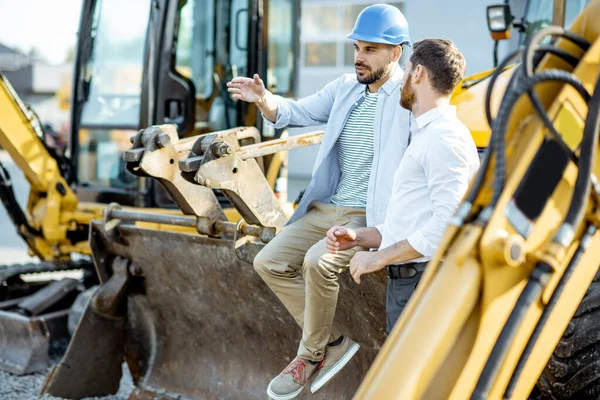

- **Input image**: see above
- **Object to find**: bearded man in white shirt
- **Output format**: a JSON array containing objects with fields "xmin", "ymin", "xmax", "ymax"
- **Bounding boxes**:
[{"xmin": 326, "ymin": 38, "xmax": 480, "ymax": 333}]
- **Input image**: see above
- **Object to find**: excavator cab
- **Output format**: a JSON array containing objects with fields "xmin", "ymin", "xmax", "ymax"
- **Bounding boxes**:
[
  {"xmin": 0, "ymin": 0, "xmax": 299, "ymax": 378},
  {"xmin": 71, "ymin": 0, "xmax": 299, "ymax": 208}
]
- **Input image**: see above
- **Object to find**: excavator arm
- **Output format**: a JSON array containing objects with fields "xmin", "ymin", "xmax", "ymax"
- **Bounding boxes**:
[
  {"xmin": 354, "ymin": 1, "xmax": 600, "ymax": 399},
  {"xmin": 0, "ymin": 73, "xmax": 99, "ymax": 260}
]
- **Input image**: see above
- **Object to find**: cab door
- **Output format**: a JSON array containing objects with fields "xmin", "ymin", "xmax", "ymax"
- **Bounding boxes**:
[{"xmin": 71, "ymin": 0, "xmax": 153, "ymax": 206}]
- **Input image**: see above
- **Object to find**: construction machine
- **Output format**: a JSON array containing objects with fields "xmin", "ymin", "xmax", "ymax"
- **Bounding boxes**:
[
  {"xmin": 0, "ymin": 0, "xmax": 299, "ymax": 376},
  {"xmin": 40, "ymin": 1, "xmax": 600, "ymax": 400},
  {"xmin": 354, "ymin": 0, "xmax": 600, "ymax": 399}
]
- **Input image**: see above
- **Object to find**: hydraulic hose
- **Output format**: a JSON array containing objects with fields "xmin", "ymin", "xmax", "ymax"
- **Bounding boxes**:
[
  {"xmin": 554, "ymin": 75, "xmax": 600, "ymax": 246},
  {"xmin": 489, "ymin": 69, "xmax": 591, "ymax": 207},
  {"xmin": 457, "ymin": 36, "xmax": 588, "ymax": 223},
  {"xmin": 488, "ymin": 77, "xmax": 525, "ymax": 207},
  {"xmin": 453, "ymin": 52, "xmax": 524, "ymax": 225},
  {"xmin": 0, "ymin": 161, "xmax": 42, "ymax": 237},
  {"xmin": 524, "ymin": 26, "xmax": 590, "ymax": 78},
  {"xmin": 524, "ymin": 69, "xmax": 591, "ymax": 164},
  {"xmin": 485, "ymin": 49, "xmax": 523, "ymax": 127},
  {"xmin": 471, "ymin": 262, "xmax": 554, "ymax": 400},
  {"xmin": 503, "ymin": 225, "xmax": 597, "ymax": 399},
  {"xmin": 536, "ymin": 45, "xmax": 581, "ymax": 69}
]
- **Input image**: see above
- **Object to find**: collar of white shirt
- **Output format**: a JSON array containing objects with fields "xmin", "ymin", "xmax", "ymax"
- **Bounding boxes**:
[{"xmin": 414, "ymin": 104, "xmax": 457, "ymax": 131}]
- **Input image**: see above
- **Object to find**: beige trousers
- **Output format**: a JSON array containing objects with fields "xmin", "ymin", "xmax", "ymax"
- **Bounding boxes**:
[{"xmin": 253, "ymin": 201, "xmax": 366, "ymax": 362}]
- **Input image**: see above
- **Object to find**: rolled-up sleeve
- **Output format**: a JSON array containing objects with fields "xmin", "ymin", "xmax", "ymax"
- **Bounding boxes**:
[
  {"xmin": 263, "ymin": 77, "xmax": 339, "ymax": 129},
  {"xmin": 406, "ymin": 134, "xmax": 477, "ymax": 257}
]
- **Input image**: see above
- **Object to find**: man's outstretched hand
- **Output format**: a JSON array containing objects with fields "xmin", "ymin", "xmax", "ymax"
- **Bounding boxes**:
[
  {"xmin": 326, "ymin": 226, "xmax": 358, "ymax": 254},
  {"xmin": 226, "ymin": 74, "xmax": 266, "ymax": 103}
]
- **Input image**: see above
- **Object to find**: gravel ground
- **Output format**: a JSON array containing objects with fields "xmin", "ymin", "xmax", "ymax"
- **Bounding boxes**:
[{"xmin": 0, "ymin": 356, "xmax": 134, "ymax": 400}]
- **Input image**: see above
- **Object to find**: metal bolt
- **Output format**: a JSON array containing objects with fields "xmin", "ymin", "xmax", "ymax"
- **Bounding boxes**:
[
  {"xmin": 213, "ymin": 142, "xmax": 232, "ymax": 157},
  {"xmin": 128, "ymin": 264, "xmax": 143, "ymax": 276},
  {"xmin": 156, "ymin": 133, "xmax": 171, "ymax": 149}
]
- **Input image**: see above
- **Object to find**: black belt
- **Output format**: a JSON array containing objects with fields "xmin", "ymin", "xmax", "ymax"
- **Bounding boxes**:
[{"xmin": 386, "ymin": 262, "xmax": 427, "ymax": 279}]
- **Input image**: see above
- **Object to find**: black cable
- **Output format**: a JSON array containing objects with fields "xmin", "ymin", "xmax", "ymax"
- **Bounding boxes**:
[
  {"xmin": 493, "ymin": 41, "xmax": 499, "ymax": 68},
  {"xmin": 458, "ymin": 50, "xmax": 523, "ymax": 217},
  {"xmin": 536, "ymin": 45, "xmax": 581, "ymax": 69},
  {"xmin": 503, "ymin": 225, "xmax": 597, "ymax": 399},
  {"xmin": 485, "ymin": 48, "xmax": 523, "ymax": 128},
  {"xmin": 459, "ymin": 30, "xmax": 589, "ymax": 223},
  {"xmin": 471, "ymin": 262, "xmax": 553, "ymax": 400},
  {"xmin": 0, "ymin": 161, "xmax": 42, "ymax": 237},
  {"xmin": 524, "ymin": 69, "xmax": 591, "ymax": 165},
  {"xmin": 559, "ymin": 74, "xmax": 600, "ymax": 233},
  {"xmin": 524, "ymin": 26, "xmax": 590, "ymax": 79},
  {"xmin": 489, "ymin": 76, "xmax": 525, "ymax": 206},
  {"xmin": 489, "ymin": 69, "xmax": 591, "ymax": 207}
]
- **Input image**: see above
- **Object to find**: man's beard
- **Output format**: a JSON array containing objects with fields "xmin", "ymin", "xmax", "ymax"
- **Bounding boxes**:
[
  {"xmin": 355, "ymin": 62, "xmax": 389, "ymax": 85},
  {"xmin": 400, "ymin": 73, "xmax": 416, "ymax": 111}
]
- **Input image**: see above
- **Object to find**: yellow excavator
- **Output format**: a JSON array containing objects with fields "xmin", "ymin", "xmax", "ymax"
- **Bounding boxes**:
[
  {"xmin": 39, "ymin": 1, "xmax": 600, "ymax": 399},
  {"xmin": 0, "ymin": 0, "xmax": 299, "ymax": 376},
  {"xmin": 356, "ymin": 0, "xmax": 600, "ymax": 399},
  {"xmin": 3, "ymin": 0, "xmax": 599, "ymax": 399}
]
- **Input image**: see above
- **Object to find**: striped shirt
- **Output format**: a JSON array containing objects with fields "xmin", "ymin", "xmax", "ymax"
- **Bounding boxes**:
[{"xmin": 331, "ymin": 90, "xmax": 377, "ymax": 207}]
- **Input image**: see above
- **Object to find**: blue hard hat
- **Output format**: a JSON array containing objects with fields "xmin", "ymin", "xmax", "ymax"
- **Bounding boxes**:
[{"xmin": 347, "ymin": 4, "xmax": 411, "ymax": 46}]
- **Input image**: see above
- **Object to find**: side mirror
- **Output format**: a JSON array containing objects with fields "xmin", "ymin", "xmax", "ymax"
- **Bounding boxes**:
[{"xmin": 487, "ymin": 4, "xmax": 513, "ymax": 41}]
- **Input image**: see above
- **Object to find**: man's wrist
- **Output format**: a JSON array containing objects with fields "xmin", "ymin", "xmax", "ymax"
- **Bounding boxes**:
[
  {"xmin": 354, "ymin": 228, "xmax": 365, "ymax": 247},
  {"xmin": 376, "ymin": 248, "xmax": 393, "ymax": 268},
  {"xmin": 256, "ymin": 91, "xmax": 269, "ymax": 108}
]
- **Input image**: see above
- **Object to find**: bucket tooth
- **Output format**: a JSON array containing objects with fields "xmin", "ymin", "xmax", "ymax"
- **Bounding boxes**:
[{"xmin": 41, "ymin": 257, "xmax": 130, "ymax": 399}]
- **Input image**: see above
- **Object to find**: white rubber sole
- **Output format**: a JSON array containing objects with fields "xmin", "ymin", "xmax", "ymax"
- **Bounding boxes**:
[
  {"xmin": 266, "ymin": 380, "xmax": 305, "ymax": 400},
  {"xmin": 310, "ymin": 342, "xmax": 360, "ymax": 394}
]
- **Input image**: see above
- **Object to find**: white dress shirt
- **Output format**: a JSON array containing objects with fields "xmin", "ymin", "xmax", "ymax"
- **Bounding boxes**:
[{"xmin": 377, "ymin": 105, "xmax": 480, "ymax": 263}]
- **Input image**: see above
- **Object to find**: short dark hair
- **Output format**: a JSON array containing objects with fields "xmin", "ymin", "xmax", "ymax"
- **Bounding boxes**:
[{"xmin": 409, "ymin": 39, "xmax": 466, "ymax": 95}]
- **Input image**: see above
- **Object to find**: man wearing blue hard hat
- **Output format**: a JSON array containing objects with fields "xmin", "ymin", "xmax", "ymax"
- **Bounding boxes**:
[{"xmin": 227, "ymin": 4, "xmax": 411, "ymax": 399}]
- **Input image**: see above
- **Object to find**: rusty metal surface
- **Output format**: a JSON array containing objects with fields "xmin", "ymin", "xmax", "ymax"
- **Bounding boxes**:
[
  {"xmin": 41, "ymin": 304, "xmax": 125, "ymax": 398},
  {"xmin": 84, "ymin": 221, "xmax": 387, "ymax": 400},
  {"xmin": 0, "ymin": 309, "xmax": 68, "ymax": 375},
  {"xmin": 123, "ymin": 125, "xmax": 225, "ymax": 222},
  {"xmin": 236, "ymin": 130, "xmax": 324, "ymax": 160},
  {"xmin": 41, "ymin": 257, "xmax": 130, "ymax": 399},
  {"xmin": 182, "ymin": 130, "xmax": 288, "ymax": 231}
]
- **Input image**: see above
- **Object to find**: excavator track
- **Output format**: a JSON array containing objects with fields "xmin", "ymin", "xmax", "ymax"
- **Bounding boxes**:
[{"xmin": 0, "ymin": 259, "xmax": 93, "ymax": 285}]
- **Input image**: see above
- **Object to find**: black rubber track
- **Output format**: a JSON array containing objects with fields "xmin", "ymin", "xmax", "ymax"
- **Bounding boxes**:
[{"xmin": 538, "ymin": 270, "xmax": 600, "ymax": 399}]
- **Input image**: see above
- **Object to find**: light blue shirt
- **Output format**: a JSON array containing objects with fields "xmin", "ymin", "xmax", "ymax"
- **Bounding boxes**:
[{"xmin": 265, "ymin": 66, "xmax": 411, "ymax": 227}]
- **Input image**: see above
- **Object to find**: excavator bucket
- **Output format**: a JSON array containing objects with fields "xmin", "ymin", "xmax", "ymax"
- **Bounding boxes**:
[
  {"xmin": 43, "ymin": 220, "xmax": 388, "ymax": 399},
  {"xmin": 0, "ymin": 309, "xmax": 68, "ymax": 375},
  {"xmin": 0, "ymin": 272, "xmax": 82, "ymax": 375},
  {"xmin": 43, "ymin": 125, "xmax": 388, "ymax": 399}
]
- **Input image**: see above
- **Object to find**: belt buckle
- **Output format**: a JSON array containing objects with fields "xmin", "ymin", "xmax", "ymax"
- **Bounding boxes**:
[
  {"xmin": 387, "ymin": 265, "xmax": 406, "ymax": 279},
  {"xmin": 387, "ymin": 264, "xmax": 417, "ymax": 279}
]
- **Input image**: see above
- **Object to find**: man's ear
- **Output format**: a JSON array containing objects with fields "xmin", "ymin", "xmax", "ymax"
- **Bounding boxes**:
[
  {"xmin": 413, "ymin": 64, "xmax": 426, "ymax": 84},
  {"xmin": 393, "ymin": 45, "xmax": 402, "ymax": 62}
]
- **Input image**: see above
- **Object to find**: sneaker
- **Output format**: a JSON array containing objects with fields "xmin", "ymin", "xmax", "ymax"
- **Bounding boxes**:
[
  {"xmin": 310, "ymin": 336, "xmax": 360, "ymax": 394},
  {"xmin": 267, "ymin": 357, "xmax": 322, "ymax": 400}
]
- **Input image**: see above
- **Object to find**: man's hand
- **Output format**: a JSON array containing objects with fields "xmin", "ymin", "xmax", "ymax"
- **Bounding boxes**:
[
  {"xmin": 349, "ymin": 251, "xmax": 385, "ymax": 284},
  {"xmin": 226, "ymin": 74, "xmax": 266, "ymax": 103},
  {"xmin": 326, "ymin": 226, "xmax": 357, "ymax": 254}
]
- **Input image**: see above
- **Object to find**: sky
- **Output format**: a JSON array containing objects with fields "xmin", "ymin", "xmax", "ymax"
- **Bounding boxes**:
[{"xmin": 0, "ymin": 0, "xmax": 83, "ymax": 64}]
